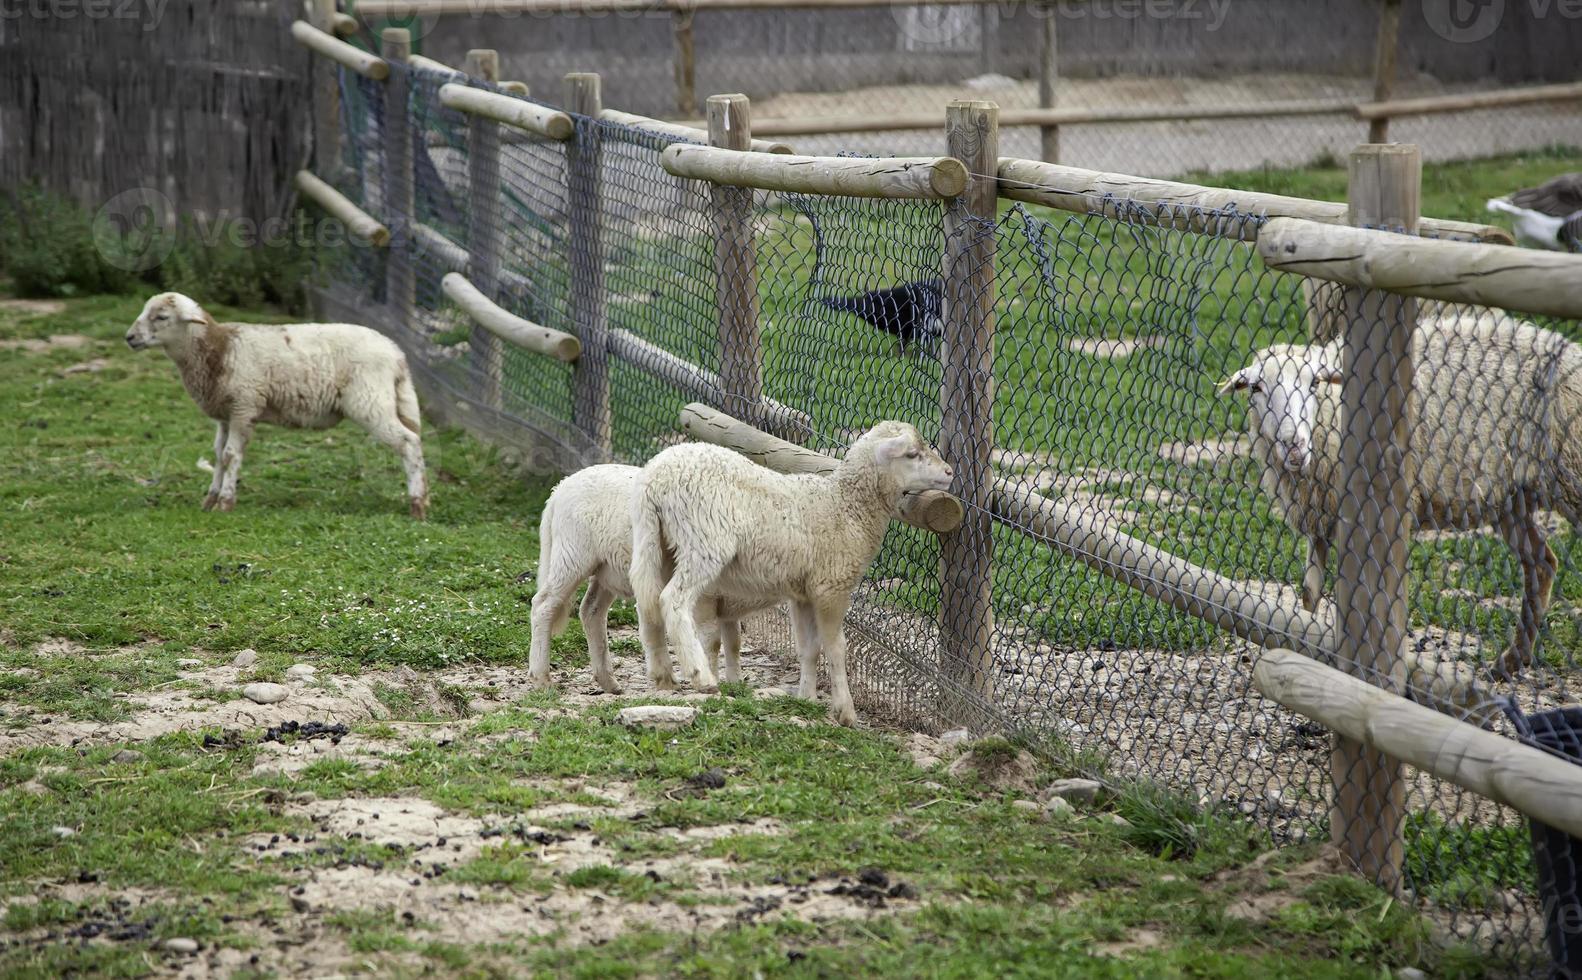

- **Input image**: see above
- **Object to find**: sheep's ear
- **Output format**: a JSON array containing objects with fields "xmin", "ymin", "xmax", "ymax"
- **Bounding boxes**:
[
  {"xmin": 872, "ymin": 434, "xmax": 914, "ymax": 464},
  {"xmin": 1216, "ymin": 366, "xmax": 1259, "ymax": 396}
]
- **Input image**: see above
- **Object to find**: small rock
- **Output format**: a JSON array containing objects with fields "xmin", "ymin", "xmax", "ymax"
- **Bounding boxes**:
[
  {"xmin": 1105, "ymin": 813, "xmax": 1132, "ymax": 829},
  {"xmin": 616, "ymin": 705, "xmax": 696, "ymax": 730},
  {"xmin": 176, "ymin": 658, "xmax": 204, "ymax": 668},
  {"xmin": 111, "ymin": 749, "xmax": 143, "ymax": 764},
  {"xmin": 231, "ymin": 649, "xmax": 258, "ymax": 668},
  {"xmin": 1045, "ymin": 778, "xmax": 1103, "ymax": 806},
  {"xmin": 51, "ymin": 825, "xmax": 76, "ymax": 838},
  {"xmin": 283, "ymin": 664, "xmax": 317, "ymax": 681},
  {"xmin": 1044, "ymin": 797, "xmax": 1075, "ymax": 819},
  {"xmin": 242, "ymin": 683, "xmax": 289, "ymax": 705},
  {"xmin": 163, "ymin": 937, "xmax": 199, "ymax": 954},
  {"xmin": 1011, "ymin": 799, "xmax": 1045, "ymax": 817},
  {"xmin": 1395, "ymin": 969, "xmax": 1426, "ymax": 980},
  {"xmin": 938, "ymin": 728, "xmax": 973, "ymax": 749}
]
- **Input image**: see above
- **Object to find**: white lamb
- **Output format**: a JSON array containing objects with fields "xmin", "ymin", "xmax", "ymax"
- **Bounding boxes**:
[
  {"xmin": 529, "ymin": 464, "xmax": 798, "ymax": 693},
  {"xmin": 126, "ymin": 292, "xmax": 428, "ymax": 518},
  {"xmin": 1220, "ymin": 312, "xmax": 1582, "ymax": 679},
  {"xmin": 629, "ymin": 421, "xmax": 955, "ymax": 725}
]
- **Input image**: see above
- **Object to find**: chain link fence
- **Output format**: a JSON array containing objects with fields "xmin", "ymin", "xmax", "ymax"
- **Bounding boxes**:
[
  {"xmin": 308, "ymin": 51, "xmax": 1582, "ymax": 974},
  {"xmin": 349, "ymin": 0, "xmax": 1582, "ymax": 176}
]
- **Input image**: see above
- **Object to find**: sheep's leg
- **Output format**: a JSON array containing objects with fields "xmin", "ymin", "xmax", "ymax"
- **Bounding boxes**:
[
  {"xmin": 214, "ymin": 416, "xmax": 254, "ymax": 512},
  {"xmin": 634, "ymin": 595, "xmax": 676, "ymax": 691},
  {"xmin": 527, "ymin": 561, "xmax": 582, "ymax": 689},
  {"xmin": 660, "ymin": 567, "xmax": 720, "ymax": 693},
  {"xmin": 579, "ymin": 580, "xmax": 623, "ymax": 695},
  {"xmin": 202, "ymin": 421, "xmax": 227, "ymax": 510},
  {"xmin": 811, "ymin": 601, "xmax": 857, "ymax": 727},
  {"xmin": 792, "ymin": 601, "xmax": 820, "ymax": 700},
  {"xmin": 1493, "ymin": 501, "xmax": 1558, "ymax": 680},
  {"xmin": 354, "ymin": 405, "xmax": 429, "ymax": 520},
  {"xmin": 1301, "ymin": 537, "xmax": 1329, "ymax": 612},
  {"xmin": 718, "ymin": 617, "xmax": 742, "ymax": 685},
  {"xmin": 697, "ymin": 602, "xmax": 722, "ymax": 678}
]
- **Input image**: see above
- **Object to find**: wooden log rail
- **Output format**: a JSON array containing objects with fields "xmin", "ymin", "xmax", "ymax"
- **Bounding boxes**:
[
  {"xmin": 289, "ymin": 20, "xmax": 389, "ymax": 80},
  {"xmin": 293, "ymin": 171, "xmax": 391, "ymax": 245},
  {"xmin": 1358, "ymin": 80, "xmax": 1582, "ymax": 120},
  {"xmin": 438, "ymin": 83, "xmax": 575, "ymax": 140},
  {"xmin": 1254, "ymin": 647, "xmax": 1582, "ymax": 841},
  {"xmin": 361, "ymin": 0, "xmax": 1048, "ymax": 11},
  {"xmin": 330, "ymin": 11, "xmax": 360, "ymax": 36},
  {"xmin": 988, "ymin": 479, "xmax": 1493, "ymax": 722},
  {"xmin": 610, "ymin": 331, "xmax": 813, "ymax": 442},
  {"xmin": 441, "ymin": 273, "xmax": 582, "ymax": 362},
  {"xmin": 997, "ymin": 158, "xmax": 1512, "ymax": 244},
  {"xmin": 1258, "ymin": 217, "xmax": 1582, "ymax": 320},
  {"xmin": 600, "ymin": 108, "xmax": 793, "ymax": 154},
  {"xmin": 662, "ymin": 145, "xmax": 967, "ymax": 199},
  {"xmin": 678, "ymin": 403, "xmax": 965, "ymax": 533}
]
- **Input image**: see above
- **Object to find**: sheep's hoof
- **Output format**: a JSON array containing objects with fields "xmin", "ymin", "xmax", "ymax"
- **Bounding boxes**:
[
  {"xmin": 215, "ymin": 497, "xmax": 235, "ymax": 513},
  {"xmin": 596, "ymin": 678, "xmax": 624, "ymax": 695},
  {"xmin": 690, "ymin": 672, "xmax": 719, "ymax": 694},
  {"xmin": 201, "ymin": 493, "xmax": 219, "ymax": 511},
  {"xmin": 830, "ymin": 704, "xmax": 859, "ymax": 728},
  {"xmin": 796, "ymin": 684, "xmax": 819, "ymax": 701},
  {"xmin": 1485, "ymin": 648, "xmax": 1528, "ymax": 683},
  {"xmin": 409, "ymin": 497, "xmax": 428, "ymax": 520},
  {"xmin": 650, "ymin": 674, "xmax": 678, "ymax": 691},
  {"xmin": 527, "ymin": 673, "xmax": 555, "ymax": 691}
]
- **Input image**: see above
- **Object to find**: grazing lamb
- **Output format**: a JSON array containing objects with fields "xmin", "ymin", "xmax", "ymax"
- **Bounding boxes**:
[
  {"xmin": 821, "ymin": 279, "xmax": 943, "ymax": 356},
  {"xmin": 529, "ymin": 464, "xmax": 807, "ymax": 693},
  {"xmin": 629, "ymin": 421, "xmax": 954, "ymax": 725},
  {"xmin": 126, "ymin": 292, "xmax": 428, "ymax": 517},
  {"xmin": 1220, "ymin": 312, "xmax": 1582, "ymax": 679}
]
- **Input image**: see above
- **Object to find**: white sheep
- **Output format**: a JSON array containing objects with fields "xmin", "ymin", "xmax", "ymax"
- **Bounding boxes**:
[
  {"xmin": 629, "ymin": 421, "xmax": 955, "ymax": 725},
  {"xmin": 1220, "ymin": 312, "xmax": 1582, "ymax": 679},
  {"xmin": 528, "ymin": 464, "xmax": 807, "ymax": 693},
  {"xmin": 126, "ymin": 292, "xmax": 428, "ymax": 517}
]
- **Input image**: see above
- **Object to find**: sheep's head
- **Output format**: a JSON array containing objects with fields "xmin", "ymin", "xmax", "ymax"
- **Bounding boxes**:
[
  {"xmin": 857, "ymin": 421, "xmax": 954, "ymax": 493},
  {"xmin": 127, "ymin": 292, "xmax": 210, "ymax": 351},
  {"xmin": 1218, "ymin": 344, "xmax": 1341, "ymax": 475}
]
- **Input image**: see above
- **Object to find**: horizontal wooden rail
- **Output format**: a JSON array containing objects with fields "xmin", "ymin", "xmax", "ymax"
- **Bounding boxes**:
[
  {"xmin": 330, "ymin": 11, "xmax": 359, "ymax": 35},
  {"xmin": 1254, "ymin": 647, "xmax": 1582, "ymax": 840},
  {"xmin": 600, "ymin": 108, "xmax": 792, "ymax": 154},
  {"xmin": 989, "ymin": 478, "xmax": 1492, "ymax": 720},
  {"xmin": 500, "ymin": 81, "xmax": 530, "ymax": 97},
  {"xmin": 289, "ymin": 20, "xmax": 389, "ymax": 80},
  {"xmin": 1358, "ymin": 80, "xmax": 1582, "ymax": 120},
  {"xmin": 438, "ymin": 83, "xmax": 575, "ymax": 140},
  {"xmin": 997, "ymin": 158, "xmax": 1514, "ymax": 244},
  {"xmin": 413, "ymin": 222, "xmax": 543, "ymax": 300},
  {"xmin": 740, "ymin": 98, "xmax": 1358, "ymax": 137},
  {"xmin": 409, "ymin": 53, "xmax": 466, "ymax": 77},
  {"xmin": 441, "ymin": 273, "xmax": 581, "ymax": 362},
  {"xmin": 610, "ymin": 331, "xmax": 813, "ymax": 441},
  {"xmin": 293, "ymin": 170, "xmax": 390, "ymax": 245},
  {"xmin": 677, "ymin": 403, "xmax": 965, "ymax": 533},
  {"xmin": 662, "ymin": 144, "xmax": 966, "ymax": 199},
  {"xmin": 1258, "ymin": 217, "xmax": 1582, "ymax": 320}
]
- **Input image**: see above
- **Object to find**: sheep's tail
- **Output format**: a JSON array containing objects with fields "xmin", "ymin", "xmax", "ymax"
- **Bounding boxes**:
[
  {"xmin": 628, "ymin": 479, "xmax": 666, "ymax": 615},
  {"xmin": 394, "ymin": 364, "xmax": 421, "ymax": 436}
]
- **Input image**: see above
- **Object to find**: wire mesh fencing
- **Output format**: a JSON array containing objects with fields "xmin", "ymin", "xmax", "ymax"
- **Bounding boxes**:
[{"xmin": 309, "ymin": 56, "xmax": 1582, "ymax": 975}]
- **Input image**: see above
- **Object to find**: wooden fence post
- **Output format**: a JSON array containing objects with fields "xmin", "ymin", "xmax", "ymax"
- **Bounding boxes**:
[
  {"xmin": 674, "ymin": 12, "xmax": 697, "ymax": 118},
  {"xmin": 1329, "ymin": 142, "xmax": 1418, "ymax": 893},
  {"xmin": 382, "ymin": 29, "xmax": 415, "ymax": 322},
  {"xmin": 1367, "ymin": 0, "xmax": 1402, "ymax": 143},
  {"xmin": 707, "ymin": 94, "xmax": 768, "ymax": 435},
  {"xmin": 465, "ymin": 49, "xmax": 504, "ymax": 412},
  {"xmin": 940, "ymin": 100, "xmax": 998, "ymax": 714},
  {"xmin": 1038, "ymin": 1, "xmax": 1058, "ymax": 163},
  {"xmin": 565, "ymin": 72, "xmax": 611, "ymax": 459},
  {"xmin": 310, "ymin": 0, "xmax": 341, "ymax": 175}
]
